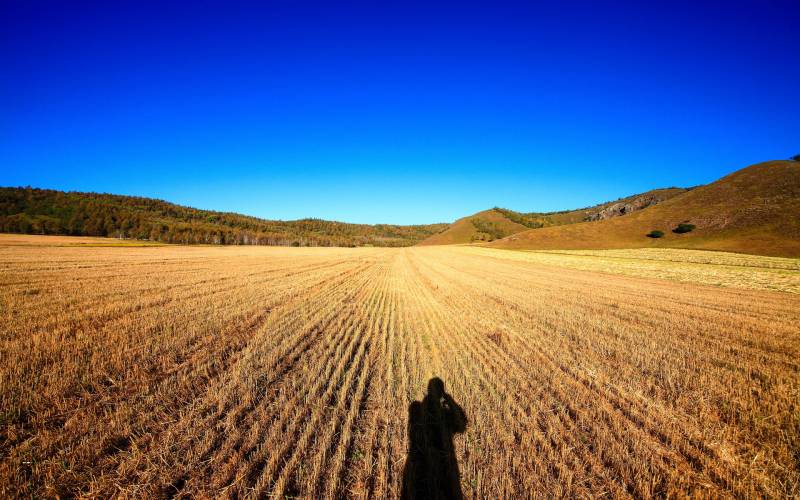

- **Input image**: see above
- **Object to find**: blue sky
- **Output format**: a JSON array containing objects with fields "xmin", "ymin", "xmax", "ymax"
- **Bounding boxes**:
[{"xmin": 1, "ymin": 1, "xmax": 798, "ymax": 224}]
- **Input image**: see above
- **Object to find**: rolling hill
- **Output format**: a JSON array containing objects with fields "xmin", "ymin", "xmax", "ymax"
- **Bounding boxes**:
[
  {"xmin": 0, "ymin": 188, "xmax": 448, "ymax": 247},
  {"xmin": 419, "ymin": 187, "xmax": 688, "ymax": 245},
  {"xmin": 3, "ymin": 159, "xmax": 797, "ymax": 254},
  {"xmin": 417, "ymin": 208, "xmax": 532, "ymax": 245},
  {"xmin": 489, "ymin": 160, "xmax": 800, "ymax": 257}
]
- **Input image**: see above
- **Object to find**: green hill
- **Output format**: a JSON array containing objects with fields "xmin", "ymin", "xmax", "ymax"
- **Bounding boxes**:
[{"xmin": 0, "ymin": 188, "xmax": 448, "ymax": 247}]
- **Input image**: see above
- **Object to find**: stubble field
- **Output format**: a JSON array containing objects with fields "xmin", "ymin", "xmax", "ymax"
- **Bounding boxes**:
[{"xmin": 1, "ymin": 235, "xmax": 799, "ymax": 498}]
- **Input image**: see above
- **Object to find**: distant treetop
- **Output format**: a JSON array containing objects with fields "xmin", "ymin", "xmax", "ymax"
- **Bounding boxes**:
[{"xmin": 0, "ymin": 187, "xmax": 448, "ymax": 247}]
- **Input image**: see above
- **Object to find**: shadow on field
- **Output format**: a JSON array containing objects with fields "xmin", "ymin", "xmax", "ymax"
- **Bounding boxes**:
[{"xmin": 402, "ymin": 377, "xmax": 467, "ymax": 500}]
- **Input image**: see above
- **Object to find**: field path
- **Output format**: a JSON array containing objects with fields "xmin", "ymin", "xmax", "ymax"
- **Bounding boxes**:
[{"xmin": 1, "ymin": 243, "xmax": 798, "ymax": 497}]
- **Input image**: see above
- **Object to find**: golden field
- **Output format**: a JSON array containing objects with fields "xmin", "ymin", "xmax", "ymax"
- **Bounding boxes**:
[{"xmin": 1, "ymin": 235, "xmax": 799, "ymax": 498}]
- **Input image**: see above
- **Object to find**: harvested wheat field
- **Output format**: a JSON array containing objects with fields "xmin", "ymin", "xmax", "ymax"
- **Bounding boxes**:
[{"xmin": 1, "ymin": 236, "xmax": 799, "ymax": 498}]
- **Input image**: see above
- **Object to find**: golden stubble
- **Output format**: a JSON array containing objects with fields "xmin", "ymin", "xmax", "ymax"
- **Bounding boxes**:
[{"xmin": 1, "ymin": 239, "xmax": 798, "ymax": 498}]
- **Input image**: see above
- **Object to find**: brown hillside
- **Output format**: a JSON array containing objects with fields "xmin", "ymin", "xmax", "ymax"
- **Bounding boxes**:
[
  {"xmin": 490, "ymin": 160, "xmax": 800, "ymax": 257},
  {"xmin": 418, "ymin": 208, "xmax": 530, "ymax": 245},
  {"xmin": 549, "ymin": 187, "xmax": 688, "ymax": 224},
  {"xmin": 420, "ymin": 188, "xmax": 688, "ymax": 246}
]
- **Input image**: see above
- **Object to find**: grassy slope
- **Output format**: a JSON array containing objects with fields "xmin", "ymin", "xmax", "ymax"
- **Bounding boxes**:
[
  {"xmin": 490, "ymin": 160, "xmax": 800, "ymax": 257},
  {"xmin": 417, "ymin": 209, "xmax": 530, "ymax": 245},
  {"xmin": 419, "ymin": 188, "xmax": 688, "ymax": 246}
]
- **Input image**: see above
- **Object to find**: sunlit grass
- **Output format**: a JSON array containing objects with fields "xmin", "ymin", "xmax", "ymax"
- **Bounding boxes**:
[{"xmin": 461, "ymin": 246, "xmax": 800, "ymax": 293}]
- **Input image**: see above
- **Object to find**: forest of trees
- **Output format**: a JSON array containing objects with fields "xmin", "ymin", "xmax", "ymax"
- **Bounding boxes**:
[
  {"xmin": 492, "ymin": 208, "xmax": 548, "ymax": 229},
  {"xmin": 0, "ymin": 187, "xmax": 448, "ymax": 247},
  {"xmin": 470, "ymin": 218, "xmax": 508, "ymax": 241}
]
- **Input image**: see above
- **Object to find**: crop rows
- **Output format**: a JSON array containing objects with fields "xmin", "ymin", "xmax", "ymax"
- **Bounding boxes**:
[{"xmin": 1, "ymin": 242, "xmax": 798, "ymax": 497}]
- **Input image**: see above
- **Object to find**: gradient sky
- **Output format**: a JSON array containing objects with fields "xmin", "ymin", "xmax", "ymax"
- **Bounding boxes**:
[{"xmin": 1, "ymin": 1, "xmax": 798, "ymax": 224}]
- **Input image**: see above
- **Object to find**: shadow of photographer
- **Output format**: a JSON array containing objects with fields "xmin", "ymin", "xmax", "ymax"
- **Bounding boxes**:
[{"xmin": 402, "ymin": 377, "xmax": 467, "ymax": 500}]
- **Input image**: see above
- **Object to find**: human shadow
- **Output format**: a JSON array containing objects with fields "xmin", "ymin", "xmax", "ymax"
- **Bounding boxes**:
[{"xmin": 402, "ymin": 377, "xmax": 467, "ymax": 500}]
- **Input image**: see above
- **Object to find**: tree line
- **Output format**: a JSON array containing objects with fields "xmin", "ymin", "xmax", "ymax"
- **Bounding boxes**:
[{"xmin": 0, "ymin": 187, "xmax": 447, "ymax": 247}]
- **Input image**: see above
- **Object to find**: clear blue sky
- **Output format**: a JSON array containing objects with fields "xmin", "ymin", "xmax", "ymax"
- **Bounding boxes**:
[{"xmin": 1, "ymin": 1, "xmax": 798, "ymax": 224}]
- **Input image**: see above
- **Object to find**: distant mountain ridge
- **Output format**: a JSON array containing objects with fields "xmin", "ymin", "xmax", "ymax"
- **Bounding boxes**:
[{"xmin": 0, "ymin": 188, "xmax": 448, "ymax": 247}]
